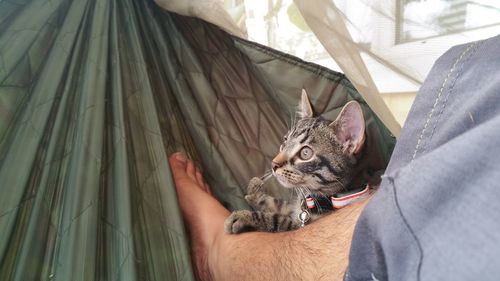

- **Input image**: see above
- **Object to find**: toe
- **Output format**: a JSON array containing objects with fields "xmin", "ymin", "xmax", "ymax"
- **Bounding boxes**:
[
  {"xmin": 169, "ymin": 152, "xmax": 190, "ymax": 182},
  {"xmin": 204, "ymin": 182, "xmax": 212, "ymax": 195},
  {"xmin": 169, "ymin": 152, "xmax": 187, "ymax": 166},
  {"xmin": 195, "ymin": 170, "xmax": 206, "ymax": 190},
  {"xmin": 186, "ymin": 160, "xmax": 197, "ymax": 182}
]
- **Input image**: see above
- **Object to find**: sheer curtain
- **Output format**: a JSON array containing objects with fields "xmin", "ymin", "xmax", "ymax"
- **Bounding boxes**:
[{"xmin": 157, "ymin": 0, "xmax": 500, "ymax": 135}]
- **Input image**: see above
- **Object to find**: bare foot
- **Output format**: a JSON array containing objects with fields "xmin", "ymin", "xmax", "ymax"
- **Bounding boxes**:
[{"xmin": 169, "ymin": 152, "xmax": 230, "ymax": 281}]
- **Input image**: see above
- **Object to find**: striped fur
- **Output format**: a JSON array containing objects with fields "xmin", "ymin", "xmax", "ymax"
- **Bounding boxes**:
[{"xmin": 225, "ymin": 91, "xmax": 366, "ymax": 234}]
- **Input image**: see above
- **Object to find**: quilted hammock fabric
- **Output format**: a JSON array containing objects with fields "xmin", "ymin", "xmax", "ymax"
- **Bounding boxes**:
[{"xmin": 0, "ymin": 0, "xmax": 395, "ymax": 280}]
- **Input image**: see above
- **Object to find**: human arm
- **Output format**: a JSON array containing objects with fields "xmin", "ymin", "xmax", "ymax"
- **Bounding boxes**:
[{"xmin": 209, "ymin": 198, "xmax": 368, "ymax": 281}]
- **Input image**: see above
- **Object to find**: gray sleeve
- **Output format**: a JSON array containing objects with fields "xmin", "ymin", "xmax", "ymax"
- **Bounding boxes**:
[{"xmin": 345, "ymin": 34, "xmax": 500, "ymax": 281}]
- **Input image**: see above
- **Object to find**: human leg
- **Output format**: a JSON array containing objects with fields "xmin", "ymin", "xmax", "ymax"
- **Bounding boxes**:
[{"xmin": 346, "ymin": 35, "xmax": 500, "ymax": 281}]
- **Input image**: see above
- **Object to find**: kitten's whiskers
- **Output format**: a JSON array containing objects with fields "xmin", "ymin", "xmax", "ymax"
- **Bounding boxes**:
[{"xmin": 260, "ymin": 170, "xmax": 273, "ymax": 183}]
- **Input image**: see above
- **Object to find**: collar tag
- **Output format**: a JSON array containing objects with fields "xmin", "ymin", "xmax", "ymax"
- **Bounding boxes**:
[{"xmin": 298, "ymin": 210, "xmax": 310, "ymax": 227}]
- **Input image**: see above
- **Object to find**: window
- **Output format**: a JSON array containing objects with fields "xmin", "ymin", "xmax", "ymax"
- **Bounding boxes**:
[{"xmin": 397, "ymin": 0, "xmax": 500, "ymax": 43}]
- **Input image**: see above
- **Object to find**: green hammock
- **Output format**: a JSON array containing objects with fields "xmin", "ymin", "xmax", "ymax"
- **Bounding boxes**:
[{"xmin": 0, "ymin": 0, "xmax": 395, "ymax": 280}]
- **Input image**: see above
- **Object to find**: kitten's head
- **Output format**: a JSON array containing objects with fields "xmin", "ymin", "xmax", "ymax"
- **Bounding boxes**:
[{"xmin": 272, "ymin": 90, "xmax": 366, "ymax": 194}]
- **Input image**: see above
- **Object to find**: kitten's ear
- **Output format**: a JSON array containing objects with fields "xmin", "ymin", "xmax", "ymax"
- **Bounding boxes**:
[
  {"xmin": 330, "ymin": 101, "xmax": 366, "ymax": 155},
  {"xmin": 297, "ymin": 89, "xmax": 313, "ymax": 118}
]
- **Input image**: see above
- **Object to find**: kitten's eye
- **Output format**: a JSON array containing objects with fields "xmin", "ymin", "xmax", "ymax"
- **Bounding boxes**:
[
  {"xmin": 299, "ymin": 146, "xmax": 313, "ymax": 160},
  {"xmin": 283, "ymin": 135, "xmax": 288, "ymax": 141}
]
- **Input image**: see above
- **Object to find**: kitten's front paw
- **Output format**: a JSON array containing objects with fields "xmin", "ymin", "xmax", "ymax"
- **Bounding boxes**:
[
  {"xmin": 224, "ymin": 210, "xmax": 256, "ymax": 234},
  {"xmin": 246, "ymin": 177, "xmax": 264, "ymax": 194}
]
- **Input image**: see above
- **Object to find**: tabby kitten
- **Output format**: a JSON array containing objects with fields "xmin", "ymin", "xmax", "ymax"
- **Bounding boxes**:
[{"xmin": 224, "ymin": 90, "xmax": 367, "ymax": 234}]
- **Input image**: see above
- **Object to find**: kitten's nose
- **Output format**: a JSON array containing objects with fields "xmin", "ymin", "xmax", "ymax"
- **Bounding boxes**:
[
  {"xmin": 272, "ymin": 153, "xmax": 287, "ymax": 172},
  {"xmin": 272, "ymin": 161, "xmax": 283, "ymax": 172}
]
